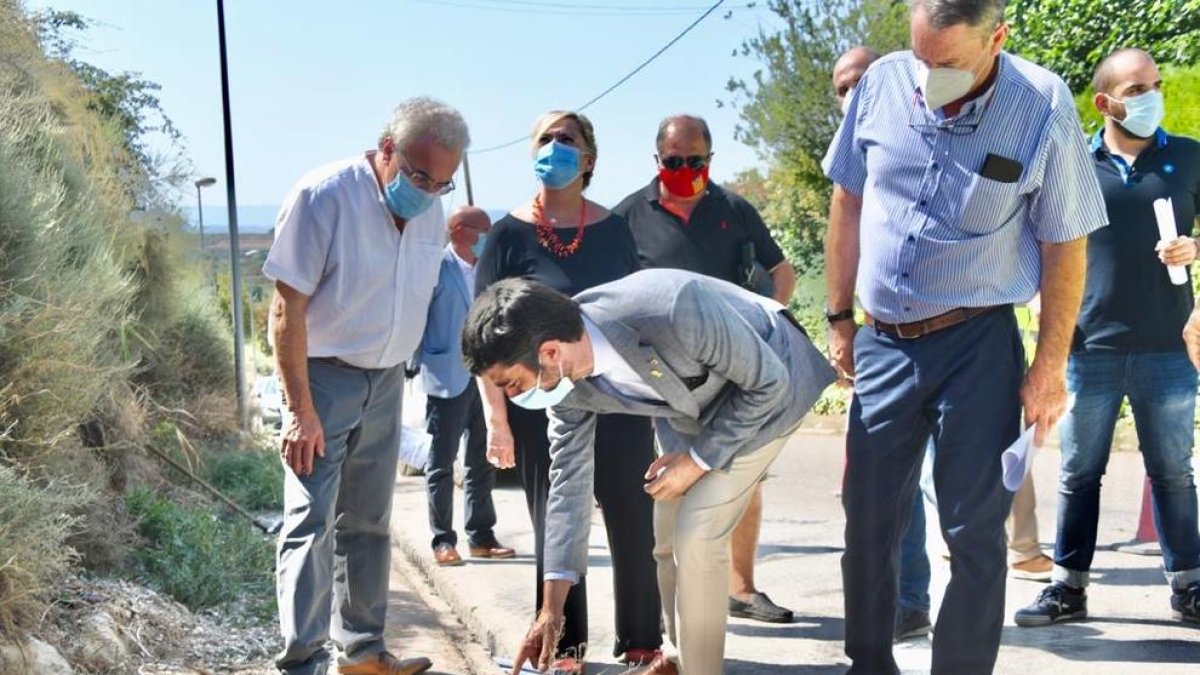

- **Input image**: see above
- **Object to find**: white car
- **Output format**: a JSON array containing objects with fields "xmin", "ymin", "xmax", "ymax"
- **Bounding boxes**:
[{"xmin": 252, "ymin": 375, "xmax": 283, "ymax": 431}]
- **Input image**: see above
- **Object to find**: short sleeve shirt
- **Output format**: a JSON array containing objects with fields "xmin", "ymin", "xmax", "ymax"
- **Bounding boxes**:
[
  {"xmin": 612, "ymin": 180, "xmax": 785, "ymax": 285},
  {"xmin": 1075, "ymin": 129, "xmax": 1200, "ymax": 352},
  {"xmin": 263, "ymin": 155, "xmax": 446, "ymax": 369},
  {"xmin": 821, "ymin": 51, "xmax": 1108, "ymax": 323}
]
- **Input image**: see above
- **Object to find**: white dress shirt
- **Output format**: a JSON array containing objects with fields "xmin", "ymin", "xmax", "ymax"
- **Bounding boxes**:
[
  {"xmin": 451, "ymin": 246, "xmax": 476, "ymax": 293},
  {"xmin": 263, "ymin": 155, "xmax": 446, "ymax": 369}
]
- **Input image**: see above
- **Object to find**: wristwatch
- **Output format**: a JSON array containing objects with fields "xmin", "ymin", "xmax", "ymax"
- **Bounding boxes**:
[{"xmin": 825, "ymin": 307, "xmax": 855, "ymax": 324}]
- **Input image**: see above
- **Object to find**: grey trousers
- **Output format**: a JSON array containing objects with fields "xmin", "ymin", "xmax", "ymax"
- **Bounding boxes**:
[{"xmin": 275, "ymin": 358, "xmax": 403, "ymax": 675}]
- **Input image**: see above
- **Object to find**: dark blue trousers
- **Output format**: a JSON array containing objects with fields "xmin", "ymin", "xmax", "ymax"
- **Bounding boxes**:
[
  {"xmin": 843, "ymin": 309, "xmax": 1021, "ymax": 675},
  {"xmin": 424, "ymin": 384, "xmax": 496, "ymax": 549}
]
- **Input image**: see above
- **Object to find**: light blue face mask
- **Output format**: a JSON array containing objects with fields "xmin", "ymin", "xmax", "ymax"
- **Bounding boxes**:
[
  {"xmin": 534, "ymin": 141, "xmax": 581, "ymax": 190},
  {"xmin": 1111, "ymin": 89, "xmax": 1165, "ymax": 139},
  {"xmin": 470, "ymin": 232, "xmax": 488, "ymax": 258},
  {"xmin": 384, "ymin": 169, "xmax": 436, "ymax": 219},
  {"xmin": 510, "ymin": 362, "xmax": 574, "ymax": 410}
]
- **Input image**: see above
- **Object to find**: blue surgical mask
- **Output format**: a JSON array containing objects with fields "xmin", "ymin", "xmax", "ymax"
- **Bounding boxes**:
[
  {"xmin": 383, "ymin": 169, "xmax": 436, "ymax": 219},
  {"xmin": 534, "ymin": 141, "xmax": 581, "ymax": 190},
  {"xmin": 510, "ymin": 362, "xmax": 575, "ymax": 410},
  {"xmin": 1111, "ymin": 90, "xmax": 1164, "ymax": 139},
  {"xmin": 470, "ymin": 232, "xmax": 488, "ymax": 258}
]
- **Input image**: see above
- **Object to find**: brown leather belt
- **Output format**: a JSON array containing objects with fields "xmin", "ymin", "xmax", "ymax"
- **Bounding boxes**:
[{"xmin": 863, "ymin": 305, "xmax": 1009, "ymax": 339}]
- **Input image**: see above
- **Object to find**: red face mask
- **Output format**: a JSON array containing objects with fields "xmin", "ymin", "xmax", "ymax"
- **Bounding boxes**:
[{"xmin": 659, "ymin": 165, "xmax": 709, "ymax": 198}]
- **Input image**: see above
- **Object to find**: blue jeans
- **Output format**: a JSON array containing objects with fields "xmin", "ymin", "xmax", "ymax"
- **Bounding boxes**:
[
  {"xmin": 898, "ymin": 490, "xmax": 931, "ymax": 612},
  {"xmin": 1054, "ymin": 351, "xmax": 1200, "ymax": 591},
  {"xmin": 845, "ymin": 309, "xmax": 1020, "ymax": 675}
]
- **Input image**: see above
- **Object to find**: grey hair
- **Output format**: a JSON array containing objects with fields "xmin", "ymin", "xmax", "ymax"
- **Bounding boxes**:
[
  {"xmin": 380, "ymin": 96, "xmax": 470, "ymax": 153},
  {"xmin": 910, "ymin": 0, "xmax": 1007, "ymax": 30},
  {"xmin": 656, "ymin": 115, "xmax": 713, "ymax": 153}
]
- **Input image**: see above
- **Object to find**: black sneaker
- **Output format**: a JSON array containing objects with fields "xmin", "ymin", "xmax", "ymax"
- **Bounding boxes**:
[
  {"xmin": 1171, "ymin": 583, "xmax": 1200, "ymax": 624},
  {"xmin": 1014, "ymin": 582, "xmax": 1087, "ymax": 627},
  {"xmin": 893, "ymin": 608, "xmax": 931, "ymax": 642},
  {"xmin": 729, "ymin": 592, "xmax": 793, "ymax": 623}
]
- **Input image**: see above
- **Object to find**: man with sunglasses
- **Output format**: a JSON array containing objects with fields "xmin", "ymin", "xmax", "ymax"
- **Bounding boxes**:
[
  {"xmin": 264, "ymin": 96, "xmax": 467, "ymax": 675},
  {"xmin": 613, "ymin": 114, "xmax": 800, "ymax": 626},
  {"xmin": 823, "ymin": 1, "xmax": 1107, "ymax": 672}
]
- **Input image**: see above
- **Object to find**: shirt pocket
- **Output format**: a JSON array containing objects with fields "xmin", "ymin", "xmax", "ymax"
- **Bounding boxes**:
[{"xmin": 956, "ymin": 172, "xmax": 1023, "ymax": 236}]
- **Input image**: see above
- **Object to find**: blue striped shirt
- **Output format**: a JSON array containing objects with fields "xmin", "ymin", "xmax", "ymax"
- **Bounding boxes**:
[{"xmin": 822, "ymin": 51, "xmax": 1107, "ymax": 323}]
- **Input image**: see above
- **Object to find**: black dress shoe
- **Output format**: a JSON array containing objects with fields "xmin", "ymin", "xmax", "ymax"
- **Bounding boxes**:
[{"xmin": 729, "ymin": 592, "xmax": 793, "ymax": 623}]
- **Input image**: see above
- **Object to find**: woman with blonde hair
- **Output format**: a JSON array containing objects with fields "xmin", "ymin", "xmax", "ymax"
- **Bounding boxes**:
[{"xmin": 475, "ymin": 111, "xmax": 663, "ymax": 670}]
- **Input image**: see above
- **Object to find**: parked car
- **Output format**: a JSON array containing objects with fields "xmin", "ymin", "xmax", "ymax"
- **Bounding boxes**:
[{"xmin": 252, "ymin": 374, "xmax": 283, "ymax": 432}]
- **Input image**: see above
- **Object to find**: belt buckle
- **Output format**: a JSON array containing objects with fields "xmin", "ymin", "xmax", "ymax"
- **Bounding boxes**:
[{"xmin": 894, "ymin": 321, "xmax": 923, "ymax": 339}]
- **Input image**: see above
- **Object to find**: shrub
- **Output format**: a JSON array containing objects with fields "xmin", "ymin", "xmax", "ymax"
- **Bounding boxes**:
[
  {"xmin": 125, "ymin": 488, "xmax": 275, "ymax": 614},
  {"xmin": 0, "ymin": 466, "xmax": 86, "ymax": 635},
  {"xmin": 203, "ymin": 444, "xmax": 284, "ymax": 513}
]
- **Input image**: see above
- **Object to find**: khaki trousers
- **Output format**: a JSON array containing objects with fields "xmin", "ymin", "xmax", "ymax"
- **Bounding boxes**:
[
  {"xmin": 653, "ymin": 435, "xmax": 789, "ymax": 675},
  {"xmin": 1007, "ymin": 475, "xmax": 1042, "ymax": 563}
]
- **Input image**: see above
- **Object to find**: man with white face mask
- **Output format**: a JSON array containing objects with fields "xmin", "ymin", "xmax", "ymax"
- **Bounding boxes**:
[
  {"xmin": 822, "ymin": 1, "xmax": 1107, "ymax": 672},
  {"xmin": 1014, "ymin": 48, "xmax": 1200, "ymax": 629}
]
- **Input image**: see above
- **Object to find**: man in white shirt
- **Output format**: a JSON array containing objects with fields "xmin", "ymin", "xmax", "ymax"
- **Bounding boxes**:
[{"xmin": 264, "ymin": 96, "xmax": 468, "ymax": 675}]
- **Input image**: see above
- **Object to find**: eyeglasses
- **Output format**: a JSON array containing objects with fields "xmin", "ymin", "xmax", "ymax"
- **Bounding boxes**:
[
  {"xmin": 658, "ymin": 154, "xmax": 712, "ymax": 171},
  {"xmin": 907, "ymin": 85, "xmax": 994, "ymax": 137},
  {"xmin": 399, "ymin": 153, "xmax": 455, "ymax": 196}
]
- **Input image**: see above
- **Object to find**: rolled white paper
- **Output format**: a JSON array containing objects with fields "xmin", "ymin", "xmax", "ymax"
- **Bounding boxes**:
[{"xmin": 1154, "ymin": 197, "xmax": 1188, "ymax": 286}]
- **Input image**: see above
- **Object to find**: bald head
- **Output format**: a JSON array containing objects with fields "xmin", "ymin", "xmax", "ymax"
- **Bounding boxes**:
[
  {"xmin": 1092, "ymin": 48, "xmax": 1157, "ymax": 94},
  {"xmin": 449, "ymin": 206, "xmax": 491, "ymax": 261},
  {"xmin": 833, "ymin": 46, "xmax": 881, "ymax": 103}
]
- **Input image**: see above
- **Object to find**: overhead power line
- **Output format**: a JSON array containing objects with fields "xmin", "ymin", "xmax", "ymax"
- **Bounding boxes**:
[
  {"xmin": 469, "ymin": 0, "xmax": 728, "ymax": 154},
  {"xmin": 416, "ymin": 0, "xmax": 751, "ymax": 16}
]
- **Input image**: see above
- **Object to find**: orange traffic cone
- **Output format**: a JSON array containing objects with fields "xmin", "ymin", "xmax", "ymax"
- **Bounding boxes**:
[{"xmin": 1115, "ymin": 475, "xmax": 1162, "ymax": 556}]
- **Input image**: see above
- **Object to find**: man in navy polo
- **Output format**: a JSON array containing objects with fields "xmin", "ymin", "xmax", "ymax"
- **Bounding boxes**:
[
  {"xmin": 1015, "ymin": 48, "xmax": 1200, "ymax": 628},
  {"xmin": 822, "ymin": 1, "xmax": 1107, "ymax": 672}
]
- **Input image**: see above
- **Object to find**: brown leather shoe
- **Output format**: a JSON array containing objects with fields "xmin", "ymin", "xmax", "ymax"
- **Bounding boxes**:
[
  {"xmin": 337, "ymin": 651, "xmax": 432, "ymax": 675},
  {"xmin": 630, "ymin": 653, "xmax": 678, "ymax": 675},
  {"xmin": 434, "ymin": 543, "xmax": 464, "ymax": 567},
  {"xmin": 1011, "ymin": 554, "xmax": 1053, "ymax": 582},
  {"xmin": 469, "ymin": 541, "xmax": 515, "ymax": 559}
]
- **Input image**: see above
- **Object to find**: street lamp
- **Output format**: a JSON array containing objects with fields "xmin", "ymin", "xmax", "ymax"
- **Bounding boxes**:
[{"xmin": 194, "ymin": 177, "xmax": 217, "ymax": 250}]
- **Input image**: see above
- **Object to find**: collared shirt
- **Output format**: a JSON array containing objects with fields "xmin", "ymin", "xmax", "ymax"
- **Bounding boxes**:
[
  {"xmin": 822, "ymin": 51, "xmax": 1107, "ymax": 323},
  {"xmin": 450, "ymin": 245, "xmax": 476, "ymax": 294},
  {"xmin": 264, "ymin": 155, "xmax": 446, "ymax": 369},
  {"xmin": 1075, "ymin": 128, "xmax": 1200, "ymax": 353},
  {"xmin": 613, "ymin": 180, "xmax": 785, "ymax": 285}
]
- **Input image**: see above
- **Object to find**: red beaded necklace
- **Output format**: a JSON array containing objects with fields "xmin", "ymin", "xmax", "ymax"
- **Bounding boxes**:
[{"xmin": 532, "ymin": 193, "xmax": 587, "ymax": 258}]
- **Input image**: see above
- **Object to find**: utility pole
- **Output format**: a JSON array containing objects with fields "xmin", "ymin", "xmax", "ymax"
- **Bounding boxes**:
[
  {"xmin": 216, "ymin": 0, "xmax": 246, "ymax": 428},
  {"xmin": 462, "ymin": 152, "xmax": 475, "ymax": 206}
]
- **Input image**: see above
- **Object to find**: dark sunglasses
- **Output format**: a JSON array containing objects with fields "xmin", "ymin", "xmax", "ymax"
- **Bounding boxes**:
[{"xmin": 658, "ymin": 154, "xmax": 711, "ymax": 171}]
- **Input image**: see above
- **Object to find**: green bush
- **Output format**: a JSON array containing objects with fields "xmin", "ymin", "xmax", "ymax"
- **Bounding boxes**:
[
  {"xmin": 125, "ymin": 487, "xmax": 275, "ymax": 615},
  {"xmin": 204, "ymin": 445, "xmax": 284, "ymax": 513},
  {"xmin": 0, "ymin": 466, "xmax": 86, "ymax": 635}
]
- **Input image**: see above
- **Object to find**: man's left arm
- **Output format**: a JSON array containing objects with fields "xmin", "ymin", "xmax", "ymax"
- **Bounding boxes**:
[
  {"xmin": 1023, "ymin": 103, "xmax": 1109, "ymax": 446},
  {"xmin": 1022, "ymin": 239, "xmax": 1086, "ymax": 447},
  {"xmin": 736, "ymin": 195, "xmax": 795, "ymax": 303}
]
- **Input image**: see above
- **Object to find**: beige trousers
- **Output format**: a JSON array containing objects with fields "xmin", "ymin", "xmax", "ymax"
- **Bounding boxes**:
[
  {"xmin": 1007, "ymin": 476, "xmax": 1042, "ymax": 563},
  {"xmin": 653, "ymin": 435, "xmax": 789, "ymax": 675}
]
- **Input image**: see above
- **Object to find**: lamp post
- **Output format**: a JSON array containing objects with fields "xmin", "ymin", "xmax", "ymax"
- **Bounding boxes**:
[
  {"xmin": 194, "ymin": 177, "xmax": 216, "ymax": 251},
  {"xmin": 216, "ymin": 0, "xmax": 246, "ymax": 429}
]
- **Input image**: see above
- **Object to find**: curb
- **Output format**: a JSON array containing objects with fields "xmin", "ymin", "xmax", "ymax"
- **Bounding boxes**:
[{"xmin": 390, "ymin": 522, "xmax": 506, "ymax": 659}]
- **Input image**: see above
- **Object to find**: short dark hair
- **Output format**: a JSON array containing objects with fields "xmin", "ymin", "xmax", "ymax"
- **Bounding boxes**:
[
  {"xmin": 462, "ymin": 278, "xmax": 585, "ymax": 375},
  {"xmin": 656, "ymin": 115, "xmax": 713, "ymax": 154},
  {"xmin": 910, "ymin": 0, "xmax": 1007, "ymax": 31}
]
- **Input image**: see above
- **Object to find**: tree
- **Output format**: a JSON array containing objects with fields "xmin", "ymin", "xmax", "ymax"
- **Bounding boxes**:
[
  {"xmin": 32, "ymin": 9, "xmax": 190, "ymax": 210},
  {"xmin": 1006, "ymin": 0, "xmax": 1200, "ymax": 92},
  {"xmin": 725, "ymin": 0, "xmax": 909, "ymax": 266}
]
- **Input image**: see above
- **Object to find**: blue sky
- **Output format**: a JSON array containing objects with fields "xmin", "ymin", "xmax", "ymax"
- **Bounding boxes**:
[{"xmin": 27, "ymin": 0, "xmax": 782, "ymax": 225}]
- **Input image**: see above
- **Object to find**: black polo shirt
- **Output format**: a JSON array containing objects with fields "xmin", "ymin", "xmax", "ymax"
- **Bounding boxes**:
[
  {"xmin": 612, "ymin": 179, "xmax": 785, "ymax": 286},
  {"xmin": 1074, "ymin": 128, "xmax": 1200, "ymax": 353}
]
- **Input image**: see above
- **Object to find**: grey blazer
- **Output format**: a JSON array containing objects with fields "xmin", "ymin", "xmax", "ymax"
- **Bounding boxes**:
[{"xmin": 543, "ymin": 269, "xmax": 836, "ymax": 578}]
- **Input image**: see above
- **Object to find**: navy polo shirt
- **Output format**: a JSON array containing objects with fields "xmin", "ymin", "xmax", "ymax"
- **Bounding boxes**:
[
  {"xmin": 612, "ymin": 179, "xmax": 785, "ymax": 286},
  {"xmin": 1074, "ymin": 128, "xmax": 1200, "ymax": 353}
]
